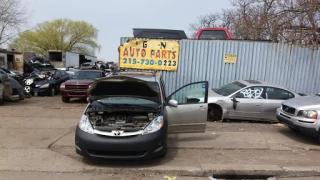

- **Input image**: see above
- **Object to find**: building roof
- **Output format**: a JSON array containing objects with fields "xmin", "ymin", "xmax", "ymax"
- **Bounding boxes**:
[{"xmin": 0, "ymin": 49, "xmax": 22, "ymax": 54}]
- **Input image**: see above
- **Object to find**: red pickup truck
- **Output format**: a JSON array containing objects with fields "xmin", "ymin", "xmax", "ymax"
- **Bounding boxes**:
[
  {"xmin": 195, "ymin": 28, "xmax": 232, "ymax": 40},
  {"xmin": 59, "ymin": 70, "xmax": 105, "ymax": 102}
]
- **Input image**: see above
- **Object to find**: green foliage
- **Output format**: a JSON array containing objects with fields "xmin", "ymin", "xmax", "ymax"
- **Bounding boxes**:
[{"xmin": 9, "ymin": 18, "xmax": 101, "ymax": 56}]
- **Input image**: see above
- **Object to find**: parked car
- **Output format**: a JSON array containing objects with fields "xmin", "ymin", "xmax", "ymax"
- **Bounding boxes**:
[
  {"xmin": 96, "ymin": 62, "xmax": 109, "ymax": 71},
  {"xmin": 0, "ymin": 69, "xmax": 9, "ymax": 82},
  {"xmin": 133, "ymin": 28, "xmax": 188, "ymax": 40},
  {"xmin": 276, "ymin": 96, "xmax": 320, "ymax": 143},
  {"xmin": 60, "ymin": 70, "xmax": 105, "ymax": 102},
  {"xmin": 0, "ymin": 69, "xmax": 24, "ymax": 101},
  {"xmin": 0, "ymin": 78, "xmax": 3, "ymax": 105},
  {"xmin": 0, "ymin": 69, "xmax": 24, "ymax": 100},
  {"xmin": 23, "ymin": 60, "xmax": 55, "ymax": 76},
  {"xmin": 195, "ymin": 28, "xmax": 232, "ymax": 40},
  {"xmin": 8, "ymin": 78, "xmax": 24, "ymax": 100},
  {"xmin": 0, "ymin": 68, "xmax": 17, "ymax": 77},
  {"xmin": 75, "ymin": 71, "xmax": 208, "ymax": 159},
  {"xmin": 204, "ymin": 80, "xmax": 301, "ymax": 122},
  {"xmin": 57, "ymin": 66, "xmax": 79, "ymax": 76},
  {"xmin": 0, "ymin": 68, "xmax": 24, "ymax": 84},
  {"xmin": 22, "ymin": 60, "xmax": 57, "ymax": 96},
  {"xmin": 33, "ymin": 70, "xmax": 70, "ymax": 96},
  {"xmin": 80, "ymin": 62, "xmax": 98, "ymax": 70},
  {"xmin": 23, "ymin": 71, "xmax": 45, "ymax": 95}
]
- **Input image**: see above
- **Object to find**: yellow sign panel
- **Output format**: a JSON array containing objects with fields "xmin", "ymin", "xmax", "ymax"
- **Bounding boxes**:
[
  {"xmin": 119, "ymin": 39, "xmax": 180, "ymax": 71},
  {"xmin": 224, "ymin": 54, "xmax": 237, "ymax": 63}
]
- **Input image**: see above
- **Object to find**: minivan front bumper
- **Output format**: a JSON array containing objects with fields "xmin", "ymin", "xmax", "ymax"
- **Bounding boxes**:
[{"xmin": 75, "ymin": 126, "xmax": 167, "ymax": 159}]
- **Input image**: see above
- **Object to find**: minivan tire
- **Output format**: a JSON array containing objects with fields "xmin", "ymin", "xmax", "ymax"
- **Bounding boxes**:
[
  {"xmin": 288, "ymin": 126, "xmax": 298, "ymax": 132},
  {"xmin": 49, "ymin": 87, "xmax": 55, "ymax": 96},
  {"xmin": 62, "ymin": 96, "xmax": 70, "ymax": 103}
]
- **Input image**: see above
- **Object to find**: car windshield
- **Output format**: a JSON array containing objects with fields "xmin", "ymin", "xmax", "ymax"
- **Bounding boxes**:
[
  {"xmin": 72, "ymin": 71, "xmax": 101, "ymax": 79},
  {"xmin": 199, "ymin": 30, "xmax": 228, "ymax": 40},
  {"xmin": 213, "ymin": 81, "xmax": 246, "ymax": 96},
  {"xmin": 89, "ymin": 81, "xmax": 161, "ymax": 103}
]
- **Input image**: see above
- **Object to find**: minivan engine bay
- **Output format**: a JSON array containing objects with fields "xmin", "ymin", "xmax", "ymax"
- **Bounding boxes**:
[{"xmin": 87, "ymin": 110, "xmax": 158, "ymax": 131}]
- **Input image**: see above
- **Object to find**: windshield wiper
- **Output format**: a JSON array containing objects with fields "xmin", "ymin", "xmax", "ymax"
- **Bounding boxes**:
[
  {"xmin": 100, "ymin": 103, "xmax": 155, "ymax": 110},
  {"xmin": 121, "ymin": 104, "xmax": 156, "ymax": 109}
]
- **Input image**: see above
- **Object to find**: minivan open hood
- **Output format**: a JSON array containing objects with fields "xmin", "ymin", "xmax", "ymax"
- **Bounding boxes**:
[{"xmin": 87, "ymin": 76, "xmax": 160, "ymax": 103}]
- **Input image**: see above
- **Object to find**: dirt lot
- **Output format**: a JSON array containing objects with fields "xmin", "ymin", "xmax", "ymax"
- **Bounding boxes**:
[{"xmin": 1, "ymin": 96, "xmax": 320, "ymax": 179}]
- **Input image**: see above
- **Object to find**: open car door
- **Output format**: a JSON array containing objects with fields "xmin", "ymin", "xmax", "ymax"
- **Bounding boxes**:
[{"xmin": 165, "ymin": 81, "xmax": 208, "ymax": 133}]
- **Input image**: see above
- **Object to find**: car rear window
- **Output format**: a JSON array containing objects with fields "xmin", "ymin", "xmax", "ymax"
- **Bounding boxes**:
[{"xmin": 199, "ymin": 30, "xmax": 228, "ymax": 40}]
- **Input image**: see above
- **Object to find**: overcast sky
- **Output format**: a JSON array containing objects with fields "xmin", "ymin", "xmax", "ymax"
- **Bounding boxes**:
[{"xmin": 24, "ymin": 0, "xmax": 231, "ymax": 62}]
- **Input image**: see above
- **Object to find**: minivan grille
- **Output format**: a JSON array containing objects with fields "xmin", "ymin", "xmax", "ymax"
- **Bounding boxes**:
[
  {"xmin": 87, "ymin": 149, "xmax": 148, "ymax": 157},
  {"xmin": 282, "ymin": 104, "xmax": 296, "ymax": 114}
]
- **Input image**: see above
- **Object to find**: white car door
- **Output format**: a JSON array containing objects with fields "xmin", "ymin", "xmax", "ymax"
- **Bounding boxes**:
[
  {"xmin": 226, "ymin": 86, "xmax": 267, "ymax": 120},
  {"xmin": 165, "ymin": 81, "xmax": 208, "ymax": 133},
  {"xmin": 260, "ymin": 87, "xmax": 296, "ymax": 121}
]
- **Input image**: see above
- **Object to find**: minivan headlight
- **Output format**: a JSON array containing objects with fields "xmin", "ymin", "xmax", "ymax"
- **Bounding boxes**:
[
  {"xmin": 297, "ymin": 110, "xmax": 318, "ymax": 119},
  {"xmin": 142, "ymin": 116, "xmax": 164, "ymax": 135},
  {"xmin": 79, "ymin": 115, "xmax": 94, "ymax": 134}
]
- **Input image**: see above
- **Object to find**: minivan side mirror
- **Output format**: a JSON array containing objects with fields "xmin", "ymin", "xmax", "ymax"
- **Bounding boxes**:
[{"xmin": 168, "ymin": 99, "xmax": 178, "ymax": 107}]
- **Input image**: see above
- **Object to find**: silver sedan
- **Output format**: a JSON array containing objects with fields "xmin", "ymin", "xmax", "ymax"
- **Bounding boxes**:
[{"xmin": 205, "ymin": 80, "xmax": 301, "ymax": 122}]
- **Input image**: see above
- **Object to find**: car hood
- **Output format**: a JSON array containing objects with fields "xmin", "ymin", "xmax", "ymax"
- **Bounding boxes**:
[
  {"xmin": 88, "ymin": 76, "xmax": 160, "ymax": 103},
  {"xmin": 65, "ymin": 79, "xmax": 94, "ymax": 85},
  {"xmin": 209, "ymin": 88, "xmax": 224, "ymax": 97},
  {"xmin": 35, "ymin": 79, "xmax": 51, "ymax": 86},
  {"xmin": 282, "ymin": 96, "xmax": 320, "ymax": 109}
]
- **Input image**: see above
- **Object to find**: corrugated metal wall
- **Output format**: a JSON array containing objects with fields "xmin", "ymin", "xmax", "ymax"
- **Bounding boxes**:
[{"xmin": 120, "ymin": 37, "xmax": 320, "ymax": 95}]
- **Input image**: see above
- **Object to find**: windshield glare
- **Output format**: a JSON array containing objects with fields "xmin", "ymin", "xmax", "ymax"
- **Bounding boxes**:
[
  {"xmin": 73, "ymin": 71, "xmax": 101, "ymax": 79},
  {"xmin": 213, "ymin": 81, "xmax": 246, "ymax": 96}
]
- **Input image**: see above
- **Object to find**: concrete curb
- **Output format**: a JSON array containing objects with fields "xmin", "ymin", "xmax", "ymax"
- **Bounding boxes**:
[
  {"xmin": 282, "ymin": 166, "xmax": 320, "ymax": 177},
  {"xmin": 201, "ymin": 164, "xmax": 283, "ymax": 177},
  {"xmin": 82, "ymin": 164, "xmax": 320, "ymax": 178},
  {"xmin": 84, "ymin": 165, "xmax": 202, "ymax": 176},
  {"xmin": 0, "ymin": 164, "xmax": 320, "ymax": 178}
]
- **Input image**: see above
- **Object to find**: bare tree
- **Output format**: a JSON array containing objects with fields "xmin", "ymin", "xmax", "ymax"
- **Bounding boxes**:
[
  {"xmin": 0, "ymin": 0, "xmax": 28, "ymax": 47},
  {"xmin": 189, "ymin": 0, "xmax": 320, "ymax": 44},
  {"xmin": 189, "ymin": 13, "xmax": 222, "ymax": 37}
]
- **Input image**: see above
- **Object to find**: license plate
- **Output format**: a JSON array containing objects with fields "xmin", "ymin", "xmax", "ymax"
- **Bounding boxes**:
[{"xmin": 34, "ymin": 92, "xmax": 38, "ymax": 96}]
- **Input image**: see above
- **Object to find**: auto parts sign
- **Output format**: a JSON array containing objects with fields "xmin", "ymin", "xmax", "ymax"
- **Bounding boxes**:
[{"xmin": 119, "ymin": 39, "xmax": 180, "ymax": 71}]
